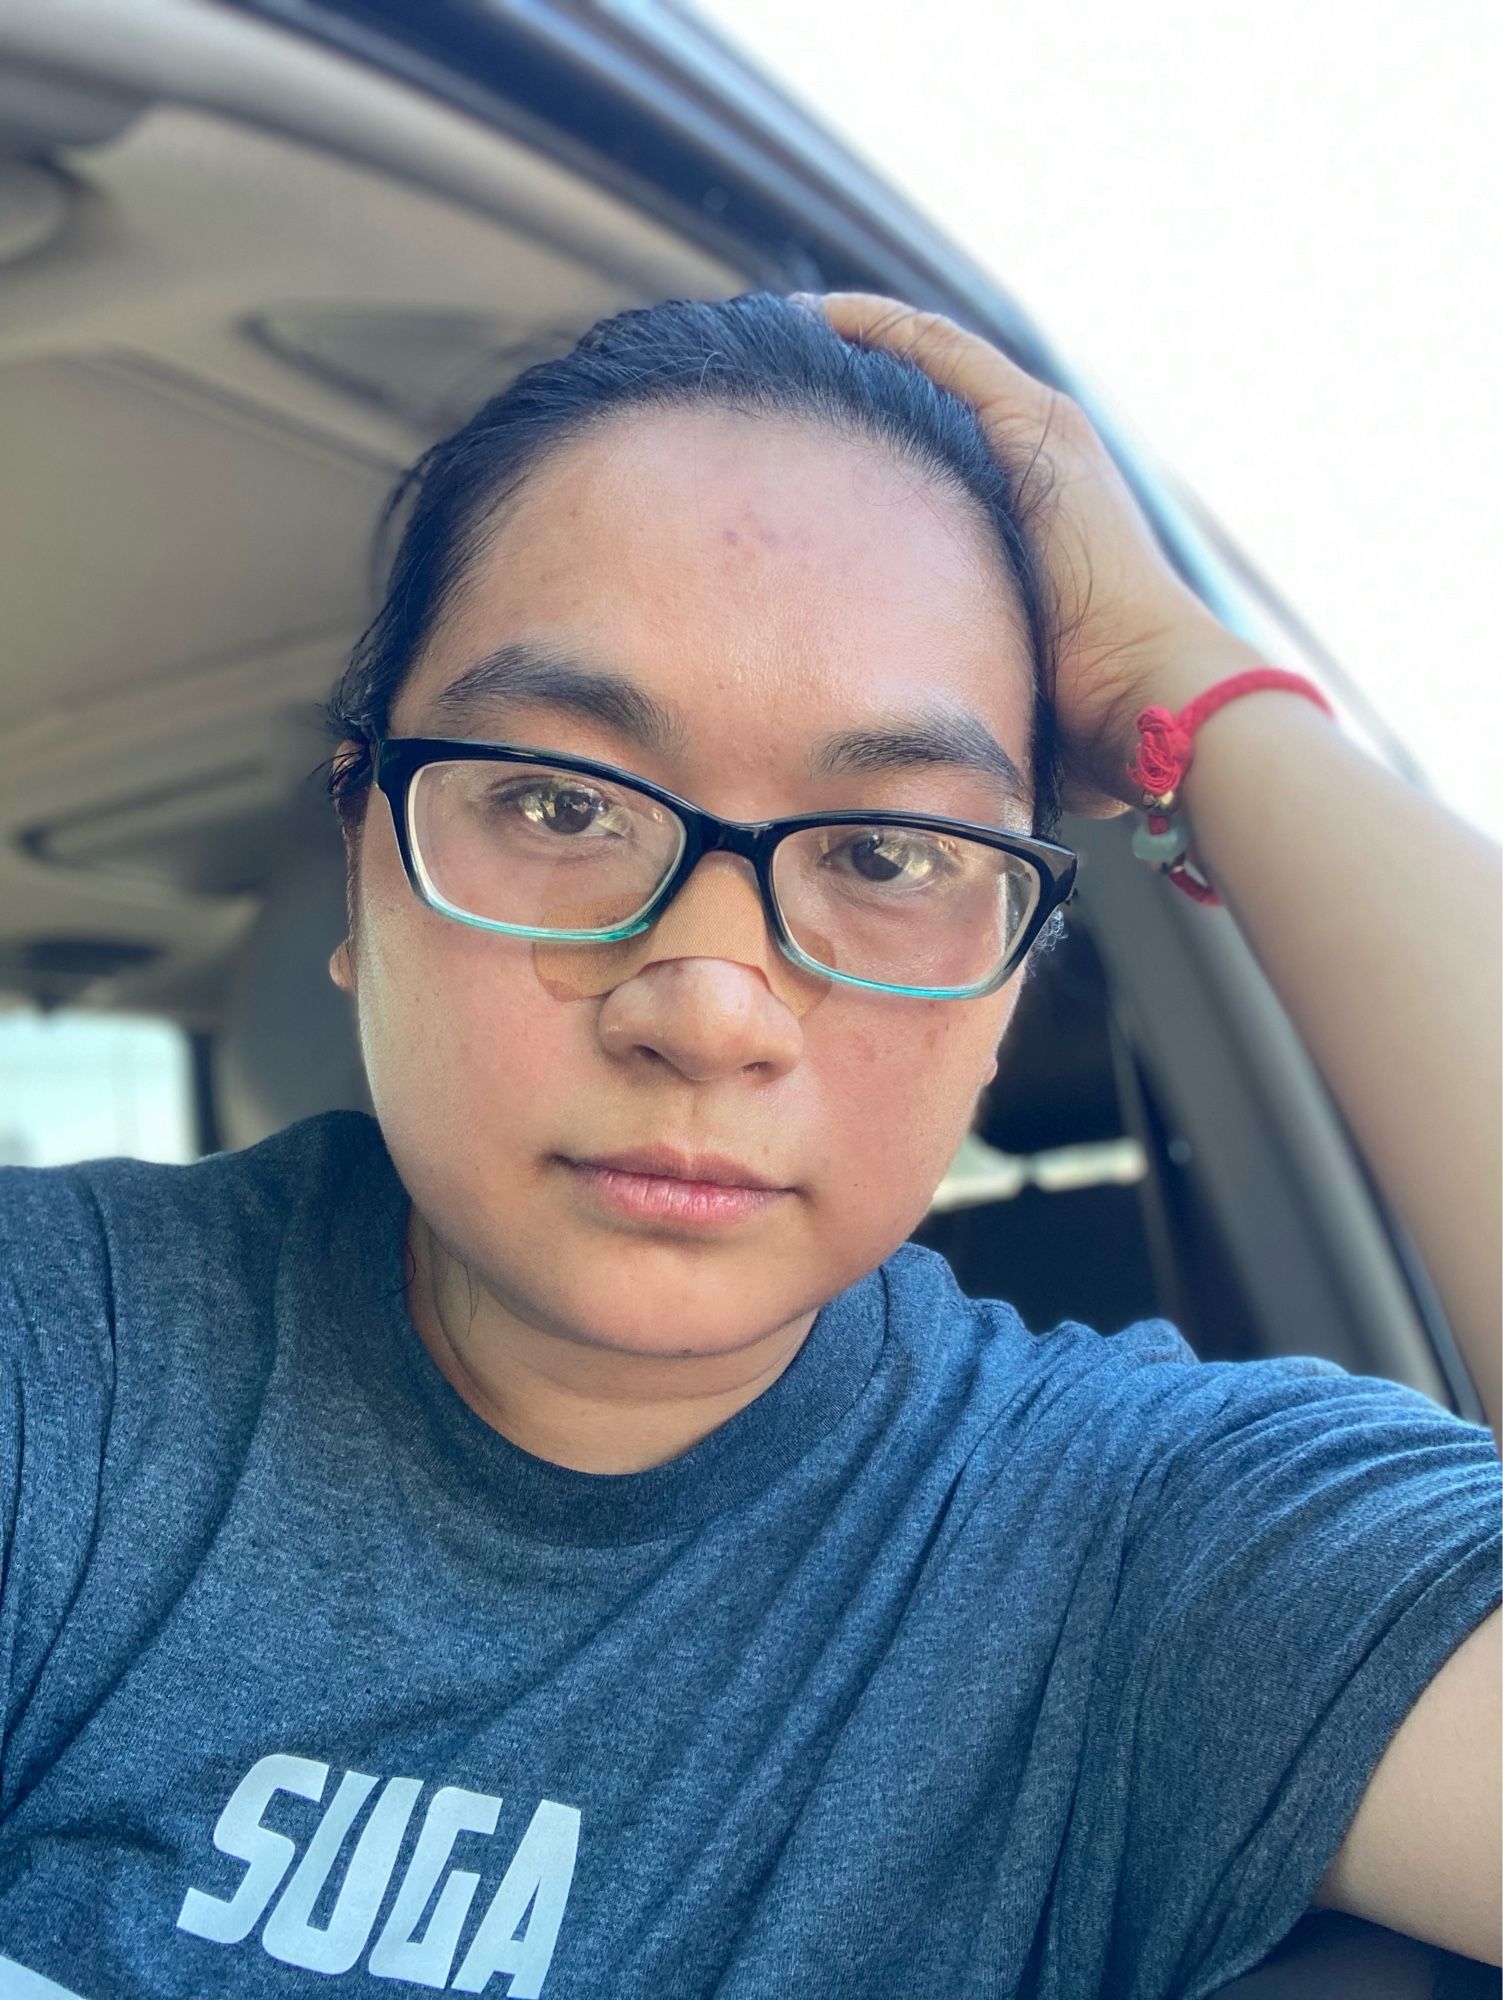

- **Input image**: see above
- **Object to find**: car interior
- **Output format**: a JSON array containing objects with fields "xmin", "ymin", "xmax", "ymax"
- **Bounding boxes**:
[{"xmin": 0, "ymin": 2, "xmax": 1495, "ymax": 1992}]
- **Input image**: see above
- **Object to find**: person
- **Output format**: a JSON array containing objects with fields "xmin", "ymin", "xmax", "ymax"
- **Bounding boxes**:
[{"xmin": 0, "ymin": 291, "xmax": 1497, "ymax": 1999}]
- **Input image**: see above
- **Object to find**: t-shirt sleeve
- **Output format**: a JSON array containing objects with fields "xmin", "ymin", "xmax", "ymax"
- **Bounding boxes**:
[
  {"xmin": 1076, "ymin": 1350, "xmax": 1502, "ymax": 2000},
  {"xmin": 0, "ymin": 1164, "xmax": 115, "ymax": 1762}
]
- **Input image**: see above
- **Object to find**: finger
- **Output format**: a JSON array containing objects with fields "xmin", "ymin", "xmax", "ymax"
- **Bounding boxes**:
[
  {"xmin": 798, "ymin": 291, "xmax": 1057, "ymax": 431},
  {"xmin": 1057, "ymin": 784, "xmax": 1133, "ymax": 823}
]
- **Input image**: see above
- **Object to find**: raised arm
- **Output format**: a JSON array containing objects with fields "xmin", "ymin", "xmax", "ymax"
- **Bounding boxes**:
[{"xmin": 1139, "ymin": 631, "xmax": 1501, "ymax": 1449}]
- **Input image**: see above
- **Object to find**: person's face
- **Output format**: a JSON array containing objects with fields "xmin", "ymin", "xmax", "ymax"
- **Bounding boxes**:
[{"xmin": 334, "ymin": 407, "xmax": 1039, "ymax": 1361}]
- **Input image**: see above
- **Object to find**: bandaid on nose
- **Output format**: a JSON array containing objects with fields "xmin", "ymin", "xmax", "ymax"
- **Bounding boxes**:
[{"xmin": 532, "ymin": 860, "xmax": 831, "ymax": 1015}]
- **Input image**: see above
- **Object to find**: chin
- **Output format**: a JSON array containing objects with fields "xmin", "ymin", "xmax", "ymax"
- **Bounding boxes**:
[{"xmin": 536, "ymin": 1258, "xmax": 811, "ymax": 1358}]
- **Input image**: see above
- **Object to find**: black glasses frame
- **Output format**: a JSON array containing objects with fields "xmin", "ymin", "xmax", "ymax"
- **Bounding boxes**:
[{"xmin": 373, "ymin": 736, "xmax": 1078, "ymax": 999}]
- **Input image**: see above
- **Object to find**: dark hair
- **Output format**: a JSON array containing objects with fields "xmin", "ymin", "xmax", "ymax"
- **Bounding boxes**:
[{"xmin": 322, "ymin": 291, "xmax": 1063, "ymax": 836}]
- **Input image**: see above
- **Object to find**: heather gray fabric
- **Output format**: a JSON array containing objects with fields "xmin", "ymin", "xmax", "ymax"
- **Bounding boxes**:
[{"xmin": 0, "ymin": 1110, "xmax": 1497, "ymax": 2000}]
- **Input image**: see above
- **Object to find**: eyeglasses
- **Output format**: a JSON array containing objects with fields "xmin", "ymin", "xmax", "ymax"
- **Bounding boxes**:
[{"xmin": 373, "ymin": 737, "xmax": 1077, "ymax": 1000}]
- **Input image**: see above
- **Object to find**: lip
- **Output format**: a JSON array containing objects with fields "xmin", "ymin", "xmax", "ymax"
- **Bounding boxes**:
[
  {"xmin": 559, "ymin": 1149, "xmax": 792, "ymax": 1229},
  {"xmin": 569, "ymin": 1147, "xmax": 788, "ymax": 1191}
]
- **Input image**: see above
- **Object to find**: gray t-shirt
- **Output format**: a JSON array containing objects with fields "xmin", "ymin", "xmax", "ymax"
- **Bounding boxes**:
[{"xmin": 0, "ymin": 1109, "xmax": 1497, "ymax": 2000}]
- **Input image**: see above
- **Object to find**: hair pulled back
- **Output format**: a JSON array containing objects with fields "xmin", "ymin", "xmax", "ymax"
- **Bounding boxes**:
[{"xmin": 323, "ymin": 291, "xmax": 1062, "ymax": 835}]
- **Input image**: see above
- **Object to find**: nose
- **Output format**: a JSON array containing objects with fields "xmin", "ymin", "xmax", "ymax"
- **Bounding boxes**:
[{"xmin": 593, "ymin": 856, "xmax": 808, "ymax": 1081}]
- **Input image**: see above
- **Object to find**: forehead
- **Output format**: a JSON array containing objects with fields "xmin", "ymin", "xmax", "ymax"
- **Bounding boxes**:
[{"xmin": 398, "ymin": 407, "xmax": 1034, "ymax": 767}]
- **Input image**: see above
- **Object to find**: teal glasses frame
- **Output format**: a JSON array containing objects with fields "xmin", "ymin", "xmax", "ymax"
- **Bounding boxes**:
[{"xmin": 373, "ymin": 736, "xmax": 1078, "ymax": 1000}]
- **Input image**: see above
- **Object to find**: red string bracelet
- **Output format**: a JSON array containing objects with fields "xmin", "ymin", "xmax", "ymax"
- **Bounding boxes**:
[{"xmin": 1126, "ymin": 667, "xmax": 1337, "ymax": 905}]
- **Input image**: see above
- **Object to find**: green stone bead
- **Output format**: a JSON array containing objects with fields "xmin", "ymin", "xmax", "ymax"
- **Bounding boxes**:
[{"xmin": 1133, "ymin": 820, "xmax": 1190, "ymax": 866}]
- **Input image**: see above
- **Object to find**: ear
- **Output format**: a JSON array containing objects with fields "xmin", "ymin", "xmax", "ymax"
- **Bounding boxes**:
[
  {"xmin": 330, "ymin": 809, "xmax": 362, "ymax": 996},
  {"xmin": 329, "ymin": 936, "xmax": 355, "ymax": 994}
]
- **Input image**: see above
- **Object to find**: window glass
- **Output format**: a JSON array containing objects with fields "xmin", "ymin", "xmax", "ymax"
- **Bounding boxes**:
[{"xmin": 0, "ymin": 1008, "xmax": 196, "ymax": 1168}]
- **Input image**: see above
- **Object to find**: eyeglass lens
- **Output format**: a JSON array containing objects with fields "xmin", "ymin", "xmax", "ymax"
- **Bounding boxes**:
[{"xmin": 407, "ymin": 758, "xmax": 1040, "ymax": 992}]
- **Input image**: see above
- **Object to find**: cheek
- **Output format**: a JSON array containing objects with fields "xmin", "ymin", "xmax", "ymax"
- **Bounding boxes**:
[
  {"xmin": 814, "ymin": 993, "xmax": 1012, "ymax": 1206},
  {"xmin": 349, "ymin": 856, "xmax": 573, "ymax": 1153}
]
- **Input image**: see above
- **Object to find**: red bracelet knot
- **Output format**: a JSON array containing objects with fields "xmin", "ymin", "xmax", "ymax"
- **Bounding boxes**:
[
  {"xmin": 1126, "ymin": 706, "xmax": 1194, "ymax": 798},
  {"xmin": 1123, "ymin": 664, "xmax": 1338, "ymax": 909}
]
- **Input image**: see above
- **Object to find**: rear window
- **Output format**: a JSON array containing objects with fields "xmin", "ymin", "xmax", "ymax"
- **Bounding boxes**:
[{"xmin": 0, "ymin": 1008, "xmax": 195, "ymax": 1167}]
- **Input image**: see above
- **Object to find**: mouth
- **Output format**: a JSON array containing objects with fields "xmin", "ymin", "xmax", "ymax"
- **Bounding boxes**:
[
  {"xmin": 570, "ymin": 1146, "xmax": 788, "ymax": 1191},
  {"xmin": 558, "ymin": 1148, "xmax": 792, "ymax": 1228}
]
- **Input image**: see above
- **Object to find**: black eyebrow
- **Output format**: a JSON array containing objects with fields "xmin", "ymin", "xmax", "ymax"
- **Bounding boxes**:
[
  {"xmin": 421, "ymin": 645, "xmax": 1030, "ymax": 813},
  {"xmin": 422, "ymin": 644, "xmax": 687, "ymax": 755},
  {"xmin": 813, "ymin": 708, "xmax": 1029, "ymax": 810}
]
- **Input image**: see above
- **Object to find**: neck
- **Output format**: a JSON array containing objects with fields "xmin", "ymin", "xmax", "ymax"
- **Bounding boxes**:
[{"xmin": 403, "ymin": 1209, "xmax": 817, "ymax": 1473}]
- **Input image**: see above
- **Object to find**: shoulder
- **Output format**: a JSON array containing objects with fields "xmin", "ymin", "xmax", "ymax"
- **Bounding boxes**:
[
  {"xmin": 877, "ymin": 1235, "xmax": 1203, "ymax": 1411},
  {"xmin": 0, "ymin": 1111, "xmax": 397, "ymax": 1578},
  {"xmin": 0, "ymin": 1109, "xmax": 391, "ymax": 1378},
  {"xmin": 879, "ymin": 1239, "xmax": 1498, "ymax": 1505},
  {"xmin": 6, "ymin": 1107, "xmax": 385, "ymax": 1258},
  {"xmin": 871, "ymin": 1238, "xmax": 1220, "ymax": 1498},
  {"xmin": 62, "ymin": 1105, "xmax": 386, "ymax": 1226}
]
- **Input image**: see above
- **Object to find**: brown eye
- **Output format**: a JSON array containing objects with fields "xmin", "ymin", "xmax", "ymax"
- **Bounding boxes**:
[
  {"xmin": 823, "ymin": 829, "xmax": 956, "ymax": 891},
  {"xmin": 847, "ymin": 833, "xmax": 910, "ymax": 883},
  {"xmin": 499, "ymin": 780, "xmax": 617, "ymax": 836},
  {"xmin": 535, "ymin": 784, "xmax": 602, "ymax": 834}
]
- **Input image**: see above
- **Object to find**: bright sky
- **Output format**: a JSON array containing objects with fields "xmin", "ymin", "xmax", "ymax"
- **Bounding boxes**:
[{"xmin": 698, "ymin": 0, "xmax": 1501, "ymax": 840}]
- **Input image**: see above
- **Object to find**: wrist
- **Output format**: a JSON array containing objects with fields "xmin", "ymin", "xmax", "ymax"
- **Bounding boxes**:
[
  {"xmin": 1118, "ymin": 648, "xmax": 1340, "ymax": 906},
  {"xmin": 1105, "ymin": 626, "xmax": 1278, "ymax": 809},
  {"xmin": 1095, "ymin": 632, "xmax": 1255, "ymax": 812}
]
